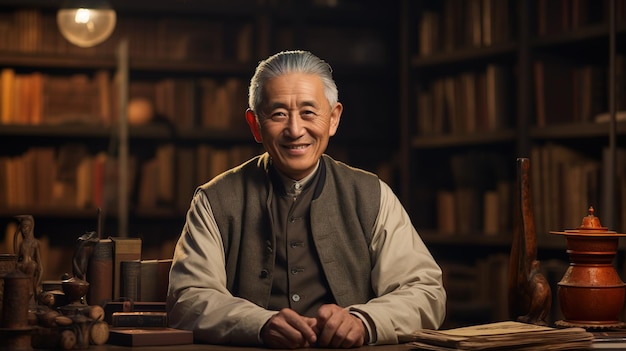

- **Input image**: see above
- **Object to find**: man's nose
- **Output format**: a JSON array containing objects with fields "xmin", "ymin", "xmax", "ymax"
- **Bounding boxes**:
[{"xmin": 285, "ymin": 113, "xmax": 304, "ymax": 138}]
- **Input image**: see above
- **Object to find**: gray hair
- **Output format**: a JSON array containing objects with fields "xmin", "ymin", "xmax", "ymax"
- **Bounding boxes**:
[{"xmin": 248, "ymin": 50, "xmax": 338, "ymax": 116}]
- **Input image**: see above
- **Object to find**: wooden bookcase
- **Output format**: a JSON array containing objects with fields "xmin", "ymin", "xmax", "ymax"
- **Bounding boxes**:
[
  {"xmin": 0, "ymin": 0, "xmax": 399, "ymax": 280},
  {"xmin": 400, "ymin": 0, "xmax": 626, "ymax": 328}
]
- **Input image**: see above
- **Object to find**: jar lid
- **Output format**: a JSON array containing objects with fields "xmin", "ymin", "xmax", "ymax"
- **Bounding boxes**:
[{"xmin": 550, "ymin": 206, "xmax": 626, "ymax": 236}]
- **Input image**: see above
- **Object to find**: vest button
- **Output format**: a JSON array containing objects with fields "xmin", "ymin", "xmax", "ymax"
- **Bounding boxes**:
[
  {"xmin": 260, "ymin": 269, "xmax": 269, "ymax": 278},
  {"xmin": 290, "ymin": 241, "xmax": 304, "ymax": 248},
  {"xmin": 291, "ymin": 294, "xmax": 301, "ymax": 302}
]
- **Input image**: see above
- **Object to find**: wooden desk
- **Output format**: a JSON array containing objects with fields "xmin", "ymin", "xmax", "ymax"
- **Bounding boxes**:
[{"xmin": 91, "ymin": 344, "xmax": 413, "ymax": 351}]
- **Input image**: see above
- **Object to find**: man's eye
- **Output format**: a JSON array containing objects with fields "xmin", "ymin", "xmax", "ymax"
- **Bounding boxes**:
[{"xmin": 270, "ymin": 111, "xmax": 287, "ymax": 119}]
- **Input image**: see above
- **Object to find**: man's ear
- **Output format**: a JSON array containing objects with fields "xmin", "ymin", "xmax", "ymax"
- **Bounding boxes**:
[
  {"xmin": 328, "ymin": 102, "xmax": 343, "ymax": 137},
  {"xmin": 246, "ymin": 109, "xmax": 262, "ymax": 143}
]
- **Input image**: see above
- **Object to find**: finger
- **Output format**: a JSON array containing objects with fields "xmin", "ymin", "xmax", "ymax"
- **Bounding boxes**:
[
  {"xmin": 262, "ymin": 309, "xmax": 317, "ymax": 348},
  {"xmin": 317, "ymin": 307, "xmax": 365, "ymax": 348},
  {"xmin": 262, "ymin": 313, "xmax": 303, "ymax": 348},
  {"xmin": 283, "ymin": 310, "xmax": 317, "ymax": 344},
  {"xmin": 339, "ymin": 321, "xmax": 365, "ymax": 348},
  {"xmin": 316, "ymin": 306, "xmax": 343, "ymax": 346},
  {"xmin": 328, "ymin": 317, "xmax": 366, "ymax": 348}
]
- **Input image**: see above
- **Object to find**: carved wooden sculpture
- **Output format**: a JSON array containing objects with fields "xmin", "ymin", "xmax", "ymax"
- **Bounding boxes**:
[
  {"xmin": 13, "ymin": 214, "xmax": 43, "ymax": 305},
  {"xmin": 72, "ymin": 231, "xmax": 99, "ymax": 281},
  {"xmin": 508, "ymin": 158, "xmax": 551, "ymax": 325}
]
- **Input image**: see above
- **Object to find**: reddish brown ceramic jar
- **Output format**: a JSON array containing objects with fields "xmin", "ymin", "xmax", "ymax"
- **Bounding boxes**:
[{"xmin": 551, "ymin": 207, "xmax": 626, "ymax": 327}]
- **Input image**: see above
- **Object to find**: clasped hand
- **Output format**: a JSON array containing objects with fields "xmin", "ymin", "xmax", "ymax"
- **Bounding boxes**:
[{"xmin": 261, "ymin": 304, "xmax": 367, "ymax": 349}]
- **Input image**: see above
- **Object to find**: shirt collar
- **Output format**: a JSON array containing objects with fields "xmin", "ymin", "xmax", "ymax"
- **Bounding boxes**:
[{"xmin": 276, "ymin": 160, "xmax": 320, "ymax": 197}]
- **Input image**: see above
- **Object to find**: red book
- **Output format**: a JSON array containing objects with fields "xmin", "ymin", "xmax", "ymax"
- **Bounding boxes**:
[
  {"xmin": 87, "ymin": 238, "xmax": 113, "ymax": 306},
  {"xmin": 107, "ymin": 328, "xmax": 193, "ymax": 346}
]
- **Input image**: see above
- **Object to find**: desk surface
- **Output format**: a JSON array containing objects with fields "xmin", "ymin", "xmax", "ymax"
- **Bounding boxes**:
[{"xmin": 92, "ymin": 344, "xmax": 413, "ymax": 351}]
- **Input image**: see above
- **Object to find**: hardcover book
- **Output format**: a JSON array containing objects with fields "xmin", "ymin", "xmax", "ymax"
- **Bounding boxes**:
[
  {"xmin": 111, "ymin": 311, "xmax": 167, "ymax": 328},
  {"xmin": 119, "ymin": 259, "xmax": 141, "ymax": 301},
  {"xmin": 107, "ymin": 327, "xmax": 193, "ymax": 346},
  {"xmin": 139, "ymin": 259, "xmax": 158, "ymax": 302},
  {"xmin": 110, "ymin": 237, "xmax": 142, "ymax": 299},
  {"xmin": 103, "ymin": 301, "xmax": 166, "ymax": 324},
  {"xmin": 87, "ymin": 238, "xmax": 113, "ymax": 306},
  {"xmin": 156, "ymin": 258, "xmax": 173, "ymax": 302}
]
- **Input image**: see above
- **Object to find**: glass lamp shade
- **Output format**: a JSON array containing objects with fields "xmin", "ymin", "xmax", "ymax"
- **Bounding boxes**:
[{"xmin": 57, "ymin": 0, "xmax": 116, "ymax": 48}]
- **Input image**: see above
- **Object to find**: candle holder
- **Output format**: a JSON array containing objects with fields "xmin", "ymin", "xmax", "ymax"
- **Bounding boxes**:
[
  {"xmin": 551, "ymin": 207, "xmax": 626, "ymax": 329},
  {"xmin": 59, "ymin": 277, "xmax": 90, "ymax": 316}
]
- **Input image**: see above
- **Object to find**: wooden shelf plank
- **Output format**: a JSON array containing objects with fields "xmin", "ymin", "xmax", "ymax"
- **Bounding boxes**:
[
  {"xmin": 530, "ymin": 122, "xmax": 626, "ymax": 140},
  {"xmin": 410, "ymin": 129, "xmax": 516, "ymax": 149},
  {"xmin": 410, "ymin": 43, "xmax": 518, "ymax": 68}
]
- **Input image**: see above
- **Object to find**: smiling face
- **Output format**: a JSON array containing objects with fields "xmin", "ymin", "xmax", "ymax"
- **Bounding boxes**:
[{"xmin": 246, "ymin": 72, "xmax": 342, "ymax": 180}]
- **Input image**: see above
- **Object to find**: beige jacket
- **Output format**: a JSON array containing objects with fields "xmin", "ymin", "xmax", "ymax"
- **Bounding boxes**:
[{"xmin": 167, "ymin": 155, "xmax": 446, "ymax": 345}]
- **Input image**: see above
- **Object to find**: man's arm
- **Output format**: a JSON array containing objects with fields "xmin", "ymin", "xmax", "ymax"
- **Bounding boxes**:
[
  {"xmin": 347, "ymin": 180, "xmax": 447, "ymax": 345},
  {"xmin": 166, "ymin": 190, "xmax": 276, "ymax": 345}
]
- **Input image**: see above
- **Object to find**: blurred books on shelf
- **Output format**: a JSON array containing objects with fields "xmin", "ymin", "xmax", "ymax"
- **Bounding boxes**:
[{"xmin": 594, "ymin": 111, "xmax": 626, "ymax": 123}]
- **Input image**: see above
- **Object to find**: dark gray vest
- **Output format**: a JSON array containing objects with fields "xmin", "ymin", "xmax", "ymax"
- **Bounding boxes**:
[
  {"xmin": 199, "ymin": 153, "xmax": 381, "ymax": 308},
  {"xmin": 268, "ymin": 166, "xmax": 332, "ymax": 316}
]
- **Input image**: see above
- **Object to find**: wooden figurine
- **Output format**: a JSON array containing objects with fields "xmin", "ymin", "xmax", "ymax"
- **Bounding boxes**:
[
  {"xmin": 13, "ymin": 215, "xmax": 43, "ymax": 306},
  {"xmin": 508, "ymin": 158, "xmax": 551, "ymax": 325},
  {"xmin": 72, "ymin": 231, "xmax": 99, "ymax": 282}
]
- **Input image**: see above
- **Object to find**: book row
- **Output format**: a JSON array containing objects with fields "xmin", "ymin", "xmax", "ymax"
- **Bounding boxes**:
[
  {"xmin": 533, "ymin": 58, "xmax": 626, "ymax": 127},
  {"xmin": 436, "ymin": 180, "xmax": 513, "ymax": 237},
  {"xmin": 434, "ymin": 151, "xmax": 514, "ymax": 237},
  {"xmin": 536, "ymin": 0, "xmax": 626, "ymax": 37},
  {"xmin": 430, "ymin": 145, "xmax": 626, "ymax": 237},
  {"xmin": 439, "ymin": 254, "xmax": 569, "ymax": 328},
  {"xmin": 0, "ymin": 143, "xmax": 261, "ymax": 212},
  {"xmin": 415, "ymin": 56, "xmax": 626, "ymax": 137},
  {"xmin": 417, "ymin": 0, "xmax": 626, "ymax": 58},
  {"xmin": 0, "ymin": 68, "xmax": 251, "ymax": 130},
  {"xmin": 415, "ymin": 64, "xmax": 513, "ymax": 136},
  {"xmin": 0, "ymin": 8, "xmax": 253, "ymax": 63},
  {"xmin": 83, "ymin": 236, "xmax": 171, "ymax": 307},
  {"xmin": 417, "ymin": 0, "xmax": 513, "ymax": 57},
  {"xmin": 531, "ymin": 143, "xmax": 626, "ymax": 236}
]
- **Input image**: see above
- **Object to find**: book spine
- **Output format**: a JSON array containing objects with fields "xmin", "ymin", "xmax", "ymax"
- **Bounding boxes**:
[
  {"xmin": 111, "ymin": 312, "xmax": 168, "ymax": 327},
  {"xmin": 120, "ymin": 260, "xmax": 141, "ymax": 301},
  {"xmin": 156, "ymin": 259, "xmax": 172, "ymax": 302},
  {"xmin": 107, "ymin": 327, "xmax": 193, "ymax": 347},
  {"xmin": 139, "ymin": 260, "xmax": 158, "ymax": 302},
  {"xmin": 111, "ymin": 237, "xmax": 142, "ymax": 299},
  {"xmin": 87, "ymin": 239, "xmax": 114, "ymax": 306}
]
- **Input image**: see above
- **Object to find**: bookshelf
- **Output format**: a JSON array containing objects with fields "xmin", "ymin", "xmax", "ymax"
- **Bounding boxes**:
[
  {"xmin": 400, "ymin": 0, "xmax": 626, "ymax": 327},
  {"xmin": 0, "ymin": 0, "xmax": 399, "ymax": 281}
]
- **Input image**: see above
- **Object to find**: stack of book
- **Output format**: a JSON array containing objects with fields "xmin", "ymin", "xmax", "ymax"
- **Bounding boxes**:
[
  {"xmin": 107, "ymin": 311, "xmax": 193, "ymax": 346},
  {"xmin": 591, "ymin": 331, "xmax": 626, "ymax": 349},
  {"xmin": 402, "ymin": 321, "xmax": 594, "ymax": 350},
  {"xmin": 108, "ymin": 327, "xmax": 193, "ymax": 347}
]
